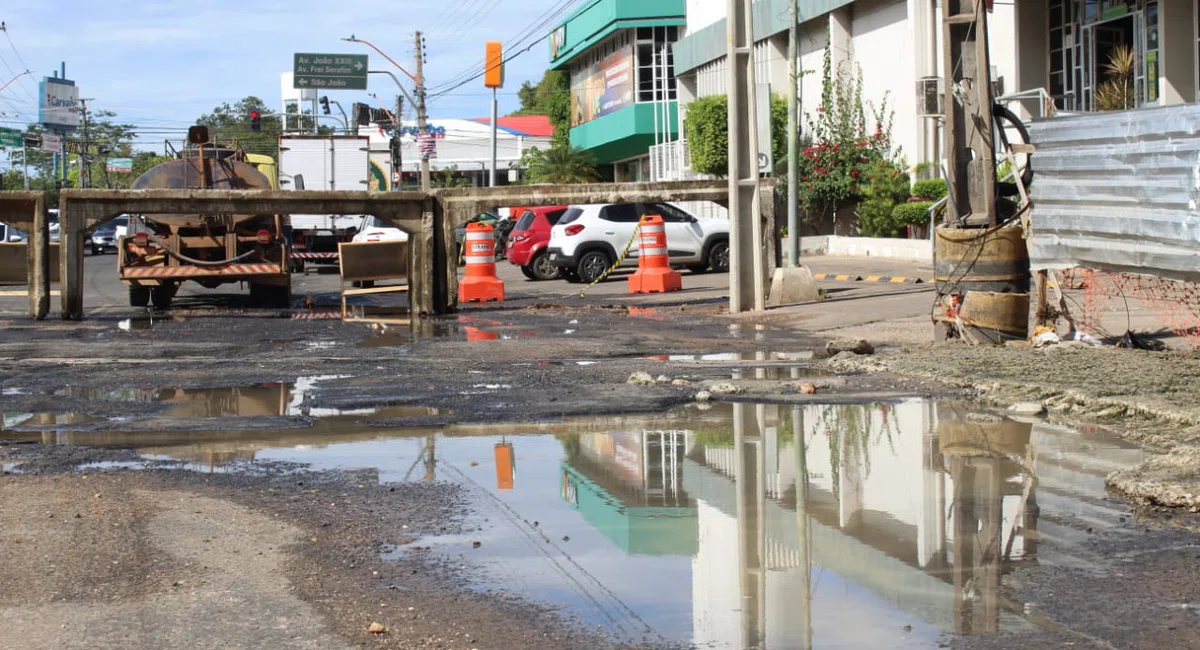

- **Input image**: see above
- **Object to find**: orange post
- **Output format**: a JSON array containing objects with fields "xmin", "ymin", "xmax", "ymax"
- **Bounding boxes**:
[
  {"xmin": 494, "ymin": 442, "xmax": 515, "ymax": 490},
  {"xmin": 628, "ymin": 214, "xmax": 682, "ymax": 294},
  {"xmin": 460, "ymin": 222, "xmax": 505, "ymax": 302}
]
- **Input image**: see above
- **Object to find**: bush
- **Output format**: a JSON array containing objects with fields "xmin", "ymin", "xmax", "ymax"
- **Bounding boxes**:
[
  {"xmin": 892, "ymin": 201, "xmax": 934, "ymax": 227},
  {"xmin": 855, "ymin": 159, "xmax": 911, "ymax": 237},
  {"xmin": 684, "ymin": 94, "xmax": 789, "ymax": 177},
  {"xmin": 911, "ymin": 179, "xmax": 947, "ymax": 202}
]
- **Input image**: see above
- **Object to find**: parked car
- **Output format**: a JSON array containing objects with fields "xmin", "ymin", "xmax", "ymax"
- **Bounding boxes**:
[
  {"xmin": 1, "ymin": 222, "xmax": 26, "ymax": 243},
  {"xmin": 506, "ymin": 205, "xmax": 568, "ymax": 280},
  {"xmin": 455, "ymin": 211, "xmax": 513, "ymax": 262},
  {"xmin": 352, "ymin": 216, "xmax": 409, "ymax": 243},
  {"xmin": 547, "ymin": 203, "xmax": 730, "ymax": 284},
  {"xmin": 47, "ymin": 209, "xmax": 60, "ymax": 243},
  {"xmin": 90, "ymin": 222, "xmax": 118, "ymax": 255}
]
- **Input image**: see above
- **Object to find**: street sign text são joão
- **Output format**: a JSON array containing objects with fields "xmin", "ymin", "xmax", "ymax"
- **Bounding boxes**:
[{"xmin": 293, "ymin": 53, "xmax": 368, "ymax": 90}]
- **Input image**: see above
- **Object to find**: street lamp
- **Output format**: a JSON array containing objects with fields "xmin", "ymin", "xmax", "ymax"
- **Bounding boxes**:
[
  {"xmin": 369, "ymin": 70, "xmax": 417, "ymax": 107},
  {"xmin": 0, "ymin": 70, "xmax": 31, "ymax": 96},
  {"xmin": 341, "ymin": 36, "xmax": 418, "ymax": 82}
]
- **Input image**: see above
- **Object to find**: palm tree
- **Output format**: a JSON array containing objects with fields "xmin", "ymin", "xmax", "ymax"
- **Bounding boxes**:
[
  {"xmin": 523, "ymin": 143, "xmax": 600, "ymax": 184},
  {"xmin": 1095, "ymin": 45, "xmax": 1136, "ymax": 111}
]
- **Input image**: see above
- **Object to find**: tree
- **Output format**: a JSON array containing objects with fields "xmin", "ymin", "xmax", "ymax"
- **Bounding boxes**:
[
  {"xmin": 510, "ymin": 70, "xmax": 570, "ymax": 146},
  {"xmin": 196, "ymin": 96, "xmax": 281, "ymax": 157},
  {"xmin": 521, "ymin": 143, "xmax": 599, "ymax": 184}
]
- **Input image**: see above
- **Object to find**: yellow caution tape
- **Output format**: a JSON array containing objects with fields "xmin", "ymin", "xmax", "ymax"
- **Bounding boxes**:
[{"xmin": 578, "ymin": 223, "xmax": 641, "ymax": 298}]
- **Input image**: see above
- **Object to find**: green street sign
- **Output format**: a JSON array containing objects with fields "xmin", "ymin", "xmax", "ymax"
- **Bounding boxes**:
[
  {"xmin": 293, "ymin": 53, "xmax": 369, "ymax": 90},
  {"xmin": 0, "ymin": 127, "xmax": 22, "ymax": 148}
]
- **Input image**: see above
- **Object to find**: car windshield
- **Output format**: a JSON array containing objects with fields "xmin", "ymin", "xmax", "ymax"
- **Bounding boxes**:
[
  {"xmin": 514, "ymin": 211, "xmax": 536, "ymax": 230},
  {"xmin": 558, "ymin": 208, "xmax": 585, "ymax": 225},
  {"xmin": 95, "ymin": 224, "xmax": 116, "ymax": 234}
]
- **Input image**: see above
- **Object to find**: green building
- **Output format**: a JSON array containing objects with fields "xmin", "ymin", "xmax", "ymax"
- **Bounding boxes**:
[{"xmin": 548, "ymin": 0, "xmax": 686, "ymax": 181}]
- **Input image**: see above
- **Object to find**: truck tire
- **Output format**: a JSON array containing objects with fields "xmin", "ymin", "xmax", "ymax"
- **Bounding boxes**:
[
  {"xmin": 129, "ymin": 285, "xmax": 150, "ymax": 307},
  {"xmin": 250, "ymin": 283, "xmax": 290, "ymax": 309},
  {"xmin": 150, "ymin": 284, "xmax": 174, "ymax": 310}
]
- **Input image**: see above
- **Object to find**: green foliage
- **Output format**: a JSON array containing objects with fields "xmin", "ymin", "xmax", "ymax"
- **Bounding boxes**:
[
  {"xmin": 892, "ymin": 201, "xmax": 934, "ymax": 227},
  {"xmin": 197, "ymin": 96, "xmax": 281, "ymax": 157},
  {"xmin": 683, "ymin": 95, "xmax": 729, "ymax": 176},
  {"xmin": 431, "ymin": 165, "xmax": 471, "ymax": 189},
  {"xmin": 911, "ymin": 178, "xmax": 947, "ymax": 201},
  {"xmin": 683, "ymin": 93, "xmax": 789, "ymax": 177},
  {"xmin": 521, "ymin": 143, "xmax": 599, "ymax": 184},
  {"xmin": 855, "ymin": 158, "xmax": 911, "ymax": 237},
  {"xmin": 512, "ymin": 70, "xmax": 570, "ymax": 146},
  {"xmin": 796, "ymin": 38, "xmax": 902, "ymax": 232}
]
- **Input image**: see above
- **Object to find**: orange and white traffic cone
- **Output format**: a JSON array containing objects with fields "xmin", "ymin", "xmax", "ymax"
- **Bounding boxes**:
[
  {"xmin": 628, "ymin": 214, "xmax": 682, "ymax": 294},
  {"xmin": 460, "ymin": 222, "xmax": 505, "ymax": 303}
]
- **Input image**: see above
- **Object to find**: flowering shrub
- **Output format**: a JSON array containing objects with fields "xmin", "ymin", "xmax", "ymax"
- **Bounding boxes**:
[{"xmin": 796, "ymin": 40, "xmax": 905, "ymax": 233}]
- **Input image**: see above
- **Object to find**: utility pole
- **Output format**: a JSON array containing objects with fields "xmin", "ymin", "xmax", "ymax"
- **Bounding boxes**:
[
  {"xmin": 786, "ymin": 0, "xmax": 799, "ymax": 267},
  {"xmin": 414, "ymin": 31, "xmax": 431, "ymax": 192},
  {"xmin": 79, "ymin": 98, "xmax": 92, "ymax": 189},
  {"xmin": 392, "ymin": 95, "xmax": 404, "ymax": 190},
  {"xmin": 942, "ymin": 0, "xmax": 995, "ymax": 226},
  {"xmin": 726, "ymin": 0, "xmax": 765, "ymax": 313}
]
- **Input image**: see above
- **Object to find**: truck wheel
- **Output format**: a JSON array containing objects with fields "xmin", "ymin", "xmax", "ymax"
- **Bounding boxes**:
[
  {"xmin": 129, "ymin": 285, "xmax": 150, "ymax": 307},
  {"xmin": 150, "ymin": 284, "xmax": 174, "ymax": 310},
  {"xmin": 289, "ymin": 259, "xmax": 305, "ymax": 274},
  {"xmin": 250, "ymin": 283, "xmax": 290, "ymax": 309}
]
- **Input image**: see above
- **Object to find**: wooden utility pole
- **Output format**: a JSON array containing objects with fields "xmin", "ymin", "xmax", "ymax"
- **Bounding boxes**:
[
  {"xmin": 414, "ymin": 31, "xmax": 431, "ymax": 192},
  {"xmin": 942, "ymin": 0, "xmax": 996, "ymax": 227}
]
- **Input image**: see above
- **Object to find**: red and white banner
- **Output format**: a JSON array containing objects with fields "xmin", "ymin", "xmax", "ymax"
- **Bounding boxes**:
[{"xmin": 123, "ymin": 264, "xmax": 283, "ymax": 278}]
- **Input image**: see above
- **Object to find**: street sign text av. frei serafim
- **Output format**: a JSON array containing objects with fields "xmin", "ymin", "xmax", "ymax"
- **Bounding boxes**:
[
  {"xmin": 0, "ymin": 127, "xmax": 21, "ymax": 148},
  {"xmin": 293, "ymin": 53, "xmax": 369, "ymax": 90}
]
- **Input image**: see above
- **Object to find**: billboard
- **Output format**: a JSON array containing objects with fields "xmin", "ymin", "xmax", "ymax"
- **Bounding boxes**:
[
  {"xmin": 570, "ymin": 44, "xmax": 634, "ymax": 127},
  {"xmin": 39, "ymin": 77, "xmax": 80, "ymax": 132}
]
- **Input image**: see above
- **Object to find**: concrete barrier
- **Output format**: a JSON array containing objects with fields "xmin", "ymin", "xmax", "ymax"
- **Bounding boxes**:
[
  {"xmin": 798, "ymin": 235, "xmax": 932, "ymax": 262},
  {"xmin": 0, "ymin": 243, "xmax": 60, "ymax": 285},
  {"xmin": 338, "ymin": 240, "xmax": 409, "ymax": 319}
]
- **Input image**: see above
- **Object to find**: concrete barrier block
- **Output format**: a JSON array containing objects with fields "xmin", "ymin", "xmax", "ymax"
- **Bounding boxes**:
[{"xmin": 0, "ymin": 243, "xmax": 59, "ymax": 286}]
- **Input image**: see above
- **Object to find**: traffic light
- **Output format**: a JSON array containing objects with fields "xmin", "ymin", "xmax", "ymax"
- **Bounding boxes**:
[
  {"xmin": 249, "ymin": 110, "xmax": 262, "ymax": 132},
  {"xmin": 319, "ymin": 96, "xmax": 331, "ymax": 115}
]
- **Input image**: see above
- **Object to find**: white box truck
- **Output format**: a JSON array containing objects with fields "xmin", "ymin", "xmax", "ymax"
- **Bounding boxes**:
[{"xmin": 278, "ymin": 135, "xmax": 370, "ymax": 268}]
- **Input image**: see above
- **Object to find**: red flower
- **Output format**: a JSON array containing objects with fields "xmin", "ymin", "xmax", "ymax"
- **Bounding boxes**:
[
  {"xmin": 850, "ymin": 169, "xmax": 861, "ymax": 179},
  {"xmin": 815, "ymin": 166, "xmax": 827, "ymax": 175}
]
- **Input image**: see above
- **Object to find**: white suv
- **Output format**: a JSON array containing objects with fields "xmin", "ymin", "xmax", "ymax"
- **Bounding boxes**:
[{"xmin": 547, "ymin": 203, "xmax": 730, "ymax": 283}]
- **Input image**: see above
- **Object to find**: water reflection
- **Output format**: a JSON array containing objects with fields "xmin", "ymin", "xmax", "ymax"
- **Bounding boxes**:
[{"xmin": 0, "ymin": 398, "xmax": 1148, "ymax": 647}]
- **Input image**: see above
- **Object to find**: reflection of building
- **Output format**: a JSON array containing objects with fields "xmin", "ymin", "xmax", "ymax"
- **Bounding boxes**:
[
  {"xmin": 561, "ymin": 430, "xmax": 698, "ymax": 555},
  {"xmin": 547, "ymin": 0, "xmax": 685, "ymax": 181},
  {"xmin": 683, "ymin": 399, "xmax": 1147, "ymax": 648}
]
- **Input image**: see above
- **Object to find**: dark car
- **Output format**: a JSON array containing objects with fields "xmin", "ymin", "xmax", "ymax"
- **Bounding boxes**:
[{"xmin": 506, "ymin": 206, "xmax": 568, "ymax": 280}]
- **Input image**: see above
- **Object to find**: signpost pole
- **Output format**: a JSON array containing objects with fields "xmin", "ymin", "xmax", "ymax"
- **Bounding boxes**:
[
  {"xmin": 22, "ymin": 140, "xmax": 28, "ymax": 190},
  {"xmin": 489, "ymin": 87, "xmax": 497, "ymax": 188}
]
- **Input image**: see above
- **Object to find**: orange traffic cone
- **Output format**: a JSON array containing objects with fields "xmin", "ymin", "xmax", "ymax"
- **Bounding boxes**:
[
  {"xmin": 628, "ymin": 214, "xmax": 682, "ymax": 294},
  {"xmin": 460, "ymin": 222, "xmax": 505, "ymax": 302}
]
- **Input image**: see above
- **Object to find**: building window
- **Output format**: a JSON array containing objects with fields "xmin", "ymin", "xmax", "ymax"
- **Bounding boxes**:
[
  {"xmin": 635, "ymin": 26, "xmax": 679, "ymax": 103},
  {"xmin": 1048, "ymin": 0, "xmax": 1160, "ymax": 111}
]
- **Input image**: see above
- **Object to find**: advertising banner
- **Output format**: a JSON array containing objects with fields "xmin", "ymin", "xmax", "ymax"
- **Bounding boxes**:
[
  {"xmin": 570, "ymin": 45, "xmax": 635, "ymax": 127},
  {"xmin": 39, "ymin": 78, "xmax": 80, "ymax": 132},
  {"xmin": 106, "ymin": 158, "xmax": 134, "ymax": 173},
  {"xmin": 40, "ymin": 133, "xmax": 62, "ymax": 153}
]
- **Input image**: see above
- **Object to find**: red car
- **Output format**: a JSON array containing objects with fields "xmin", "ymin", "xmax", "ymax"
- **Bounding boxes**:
[{"xmin": 506, "ymin": 205, "xmax": 569, "ymax": 280}]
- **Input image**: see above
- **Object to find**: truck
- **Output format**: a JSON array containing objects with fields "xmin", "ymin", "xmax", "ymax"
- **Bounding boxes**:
[
  {"xmin": 118, "ymin": 128, "xmax": 291, "ymax": 310},
  {"xmin": 277, "ymin": 135, "xmax": 371, "ymax": 270}
]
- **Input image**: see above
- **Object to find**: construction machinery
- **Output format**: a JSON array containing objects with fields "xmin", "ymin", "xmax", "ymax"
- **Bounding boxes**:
[{"xmin": 118, "ymin": 127, "xmax": 290, "ymax": 309}]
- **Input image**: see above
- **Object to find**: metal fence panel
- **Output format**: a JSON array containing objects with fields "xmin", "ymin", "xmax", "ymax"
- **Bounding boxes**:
[{"xmin": 1029, "ymin": 104, "xmax": 1200, "ymax": 283}]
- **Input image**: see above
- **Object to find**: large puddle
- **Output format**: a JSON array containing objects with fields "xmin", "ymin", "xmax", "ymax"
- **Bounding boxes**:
[{"xmin": 0, "ymin": 399, "xmax": 1149, "ymax": 648}]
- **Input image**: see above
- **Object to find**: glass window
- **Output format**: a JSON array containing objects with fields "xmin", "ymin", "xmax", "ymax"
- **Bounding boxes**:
[
  {"xmin": 558, "ymin": 208, "xmax": 585, "ymax": 225},
  {"xmin": 545, "ymin": 208, "xmax": 568, "ymax": 225},
  {"xmin": 600, "ymin": 204, "xmax": 641, "ymax": 223},
  {"xmin": 514, "ymin": 211, "xmax": 536, "ymax": 230},
  {"xmin": 650, "ymin": 203, "xmax": 693, "ymax": 223}
]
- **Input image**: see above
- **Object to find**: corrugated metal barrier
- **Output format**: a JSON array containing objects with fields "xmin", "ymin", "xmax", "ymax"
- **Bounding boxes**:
[{"xmin": 1028, "ymin": 105, "xmax": 1200, "ymax": 283}]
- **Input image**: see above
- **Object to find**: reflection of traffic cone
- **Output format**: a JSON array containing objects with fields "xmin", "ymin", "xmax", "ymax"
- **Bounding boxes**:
[
  {"xmin": 460, "ymin": 223, "xmax": 505, "ymax": 302},
  {"xmin": 494, "ymin": 441, "xmax": 515, "ymax": 490},
  {"xmin": 465, "ymin": 326, "xmax": 499, "ymax": 341},
  {"xmin": 629, "ymin": 215, "xmax": 682, "ymax": 294}
]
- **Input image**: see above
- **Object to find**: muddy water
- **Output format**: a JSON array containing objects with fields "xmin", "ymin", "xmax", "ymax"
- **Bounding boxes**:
[{"xmin": 0, "ymin": 398, "xmax": 1151, "ymax": 649}]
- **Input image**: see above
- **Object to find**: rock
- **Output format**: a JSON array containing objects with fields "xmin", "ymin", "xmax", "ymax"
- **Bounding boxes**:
[
  {"xmin": 472, "ymin": 541, "xmax": 482, "ymax": 548},
  {"xmin": 468, "ymin": 460, "xmax": 479, "ymax": 467},
  {"xmin": 626, "ymin": 371, "xmax": 655, "ymax": 386},
  {"xmin": 825, "ymin": 339, "xmax": 875, "ymax": 356},
  {"xmin": 1009, "ymin": 402, "xmax": 1047, "ymax": 416},
  {"xmin": 709, "ymin": 382, "xmax": 743, "ymax": 395},
  {"xmin": 797, "ymin": 382, "xmax": 817, "ymax": 395},
  {"xmin": 655, "ymin": 375, "xmax": 672, "ymax": 384},
  {"xmin": 368, "ymin": 623, "xmax": 387, "ymax": 634},
  {"xmin": 695, "ymin": 391, "xmax": 712, "ymax": 403},
  {"xmin": 671, "ymin": 379, "xmax": 692, "ymax": 387}
]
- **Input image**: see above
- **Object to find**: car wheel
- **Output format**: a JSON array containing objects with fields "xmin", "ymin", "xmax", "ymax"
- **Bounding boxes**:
[
  {"xmin": 708, "ymin": 240, "xmax": 730, "ymax": 273},
  {"xmin": 576, "ymin": 251, "xmax": 611, "ymax": 284},
  {"xmin": 129, "ymin": 285, "xmax": 150, "ymax": 307},
  {"xmin": 521, "ymin": 265, "xmax": 538, "ymax": 280},
  {"xmin": 91, "ymin": 245, "xmax": 100, "ymax": 256},
  {"xmin": 529, "ymin": 250, "xmax": 560, "ymax": 281}
]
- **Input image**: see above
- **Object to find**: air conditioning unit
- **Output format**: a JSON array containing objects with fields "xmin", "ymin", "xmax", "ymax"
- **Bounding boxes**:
[{"xmin": 917, "ymin": 76, "xmax": 943, "ymax": 118}]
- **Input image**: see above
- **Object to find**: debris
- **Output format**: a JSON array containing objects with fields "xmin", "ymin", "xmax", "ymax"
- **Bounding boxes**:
[
  {"xmin": 469, "ymin": 460, "xmax": 479, "ymax": 467},
  {"xmin": 671, "ymin": 379, "xmax": 692, "ymax": 387},
  {"xmin": 1009, "ymin": 402, "xmax": 1047, "ymax": 416},
  {"xmin": 472, "ymin": 541, "xmax": 482, "ymax": 548},
  {"xmin": 694, "ymin": 391, "xmax": 713, "ymax": 403},
  {"xmin": 1066, "ymin": 330, "xmax": 1104, "ymax": 346},
  {"xmin": 709, "ymin": 382, "xmax": 743, "ymax": 395},
  {"xmin": 654, "ymin": 375, "xmax": 672, "ymax": 384},
  {"xmin": 626, "ymin": 371, "xmax": 655, "ymax": 386},
  {"xmin": 1032, "ymin": 329, "xmax": 1060, "ymax": 348},
  {"xmin": 562, "ymin": 536, "xmax": 570, "ymax": 542},
  {"xmin": 824, "ymin": 339, "xmax": 875, "ymax": 356},
  {"xmin": 368, "ymin": 622, "xmax": 387, "ymax": 634},
  {"xmin": 1118, "ymin": 330, "xmax": 1166, "ymax": 351},
  {"xmin": 797, "ymin": 382, "xmax": 817, "ymax": 395}
]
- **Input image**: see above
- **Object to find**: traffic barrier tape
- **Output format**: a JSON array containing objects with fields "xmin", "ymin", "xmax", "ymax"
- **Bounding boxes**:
[{"xmin": 578, "ymin": 223, "xmax": 641, "ymax": 298}]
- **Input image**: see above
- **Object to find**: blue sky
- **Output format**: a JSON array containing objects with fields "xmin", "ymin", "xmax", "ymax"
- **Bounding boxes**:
[{"xmin": 0, "ymin": 0, "xmax": 572, "ymax": 151}]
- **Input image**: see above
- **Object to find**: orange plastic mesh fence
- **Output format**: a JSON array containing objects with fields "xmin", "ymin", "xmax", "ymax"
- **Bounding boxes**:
[{"xmin": 1059, "ymin": 268, "xmax": 1200, "ymax": 345}]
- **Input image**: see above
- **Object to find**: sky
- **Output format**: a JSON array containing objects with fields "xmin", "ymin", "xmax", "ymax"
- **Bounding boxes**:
[{"xmin": 0, "ymin": 0, "xmax": 578, "ymax": 152}]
